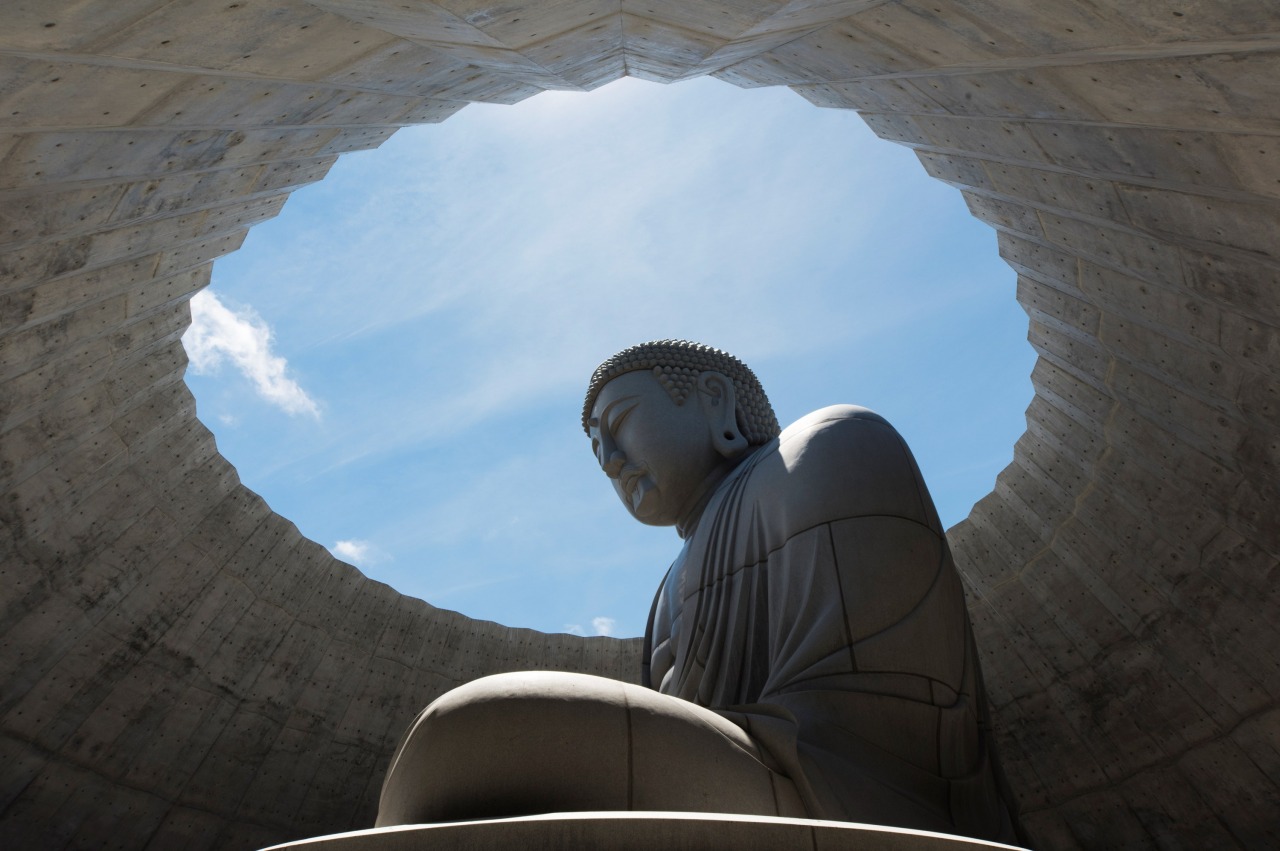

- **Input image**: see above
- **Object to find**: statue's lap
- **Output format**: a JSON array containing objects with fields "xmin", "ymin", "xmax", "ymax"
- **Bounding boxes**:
[{"xmin": 376, "ymin": 671, "xmax": 805, "ymax": 826}]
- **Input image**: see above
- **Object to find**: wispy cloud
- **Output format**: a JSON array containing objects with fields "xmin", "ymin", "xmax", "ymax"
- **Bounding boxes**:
[
  {"xmin": 185, "ymin": 289, "xmax": 320, "ymax": 418},
  {"xmin": 219, "ymin": 77, "xmax": 922, "ymax": 470}
]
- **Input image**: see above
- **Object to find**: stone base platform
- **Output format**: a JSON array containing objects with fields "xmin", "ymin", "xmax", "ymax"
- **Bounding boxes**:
[{"xmin": 264, "ymin": 812, "xmax": 1025, "ymax": 850}]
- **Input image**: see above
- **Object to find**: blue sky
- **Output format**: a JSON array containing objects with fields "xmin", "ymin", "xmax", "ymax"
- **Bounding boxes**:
[{"xmin": 182, "ymin": 76, "xmax": 1033, "ymax": 638}]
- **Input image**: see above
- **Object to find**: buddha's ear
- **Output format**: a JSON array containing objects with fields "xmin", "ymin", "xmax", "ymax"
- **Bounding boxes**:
[{"xmin": 697, "ymin": 371, "xmax": 748, "ymax": 459}]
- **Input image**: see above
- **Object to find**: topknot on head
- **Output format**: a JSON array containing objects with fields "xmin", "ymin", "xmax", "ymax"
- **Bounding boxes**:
[{"xmin": 581, "ymin": 339, "xmax": 781, "ymax": 446}]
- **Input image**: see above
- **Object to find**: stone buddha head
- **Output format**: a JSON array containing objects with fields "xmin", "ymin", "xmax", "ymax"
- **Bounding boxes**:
[{"xmin": 582, "ymin": 341, "xmax": 780, "ymax": 534}]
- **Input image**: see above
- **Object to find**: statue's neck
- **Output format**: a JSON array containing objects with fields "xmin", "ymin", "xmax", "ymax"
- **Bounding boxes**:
[{"xmin": 675, "ymin": 453, "xmax": 751, "ymax": 540}]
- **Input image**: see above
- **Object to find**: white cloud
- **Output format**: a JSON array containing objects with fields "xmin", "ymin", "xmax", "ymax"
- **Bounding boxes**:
[
  {"xmin": 561, "ymin": 618, "xmax": 615, "ymax": 637},
  {"xmin": 330, "ymin": 538, "xmax": 388, "ymax": 567},
  {"xmin": 185, "ymin": 289, "xmax": 320, "ymax": 418}
]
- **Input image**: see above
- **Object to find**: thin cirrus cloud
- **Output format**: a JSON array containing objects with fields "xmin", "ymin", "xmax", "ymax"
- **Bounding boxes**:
[
  {"xmin": 207, "ymin": 78, "xmax": 903, "ymax": 471},
  {"xmin": 185, "ymin": 289, "xmax": 320, "ymax": 418}
]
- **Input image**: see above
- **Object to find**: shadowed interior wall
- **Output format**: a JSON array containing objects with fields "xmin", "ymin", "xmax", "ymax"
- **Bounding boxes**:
[{"xmin": 1, "ymin": 2, "xmax": 1276, "ymax": 848}]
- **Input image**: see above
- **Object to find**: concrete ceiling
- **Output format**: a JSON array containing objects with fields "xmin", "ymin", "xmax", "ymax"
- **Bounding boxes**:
[{"xmin": 1, "ymin": 1, "xmax": 1277, "ymax": 848}]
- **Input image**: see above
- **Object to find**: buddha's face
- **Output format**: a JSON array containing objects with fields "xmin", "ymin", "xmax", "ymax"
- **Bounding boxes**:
[{"xmin": 588, "ymin": 371, "xmax": 727, "ymax": 528}]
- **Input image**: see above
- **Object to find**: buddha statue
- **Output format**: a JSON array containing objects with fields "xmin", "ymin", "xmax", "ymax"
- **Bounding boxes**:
[{"xmin": 375, "ymin": 340, "xmax": 1017, "ymax": 843}]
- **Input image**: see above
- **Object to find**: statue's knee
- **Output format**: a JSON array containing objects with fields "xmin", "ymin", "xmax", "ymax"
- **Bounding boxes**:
[
  {"xmin": 377, "ymin": 673, "xmax": 633, "ymax": 825},
  {"xmin": 417, "ymin": 672, "xmax": 630, "ymax": 751}
]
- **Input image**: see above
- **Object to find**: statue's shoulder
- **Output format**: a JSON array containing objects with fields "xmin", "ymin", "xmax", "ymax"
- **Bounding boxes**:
[
  {"xmin": 780, "ymin": 404, "xmax": 892, "ymax": 439},
  {"xmin": 777, "ymin": 404, "xmax": 906, "ymax": 462},
  {"xmin": 744, "ymin": 404, "xmax": 938, "ymax": 533}
]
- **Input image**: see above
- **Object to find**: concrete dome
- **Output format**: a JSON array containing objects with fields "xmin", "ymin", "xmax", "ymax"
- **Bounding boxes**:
[{"xmin": 1, "ymin": 2, "xmax": 1276, "ymax": 848}]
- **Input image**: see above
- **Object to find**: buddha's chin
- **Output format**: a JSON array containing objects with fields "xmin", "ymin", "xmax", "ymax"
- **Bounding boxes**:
[{"xmin": 628, "ymin": 479, "xmax": 662, "ymax": 522}]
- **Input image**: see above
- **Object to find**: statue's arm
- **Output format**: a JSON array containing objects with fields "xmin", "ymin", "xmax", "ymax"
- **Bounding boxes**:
[{"xmin": 758, "ymin": 407, "xmax": 960, "ymax": 696}]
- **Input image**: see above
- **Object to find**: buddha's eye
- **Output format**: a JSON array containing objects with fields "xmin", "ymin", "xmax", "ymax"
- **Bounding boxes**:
[
  {"xmin": 608, "ymin": 401, "xmax": 637, "ymax": 435},
  {"xmin": 591, "ymin": 437, "xmax": 600, "ymax": 456}
]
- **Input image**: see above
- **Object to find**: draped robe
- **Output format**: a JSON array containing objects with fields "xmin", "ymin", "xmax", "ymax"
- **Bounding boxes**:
[{"xmin": 643, "ymin": 405, "xmax": 1016, "ymax": 842}]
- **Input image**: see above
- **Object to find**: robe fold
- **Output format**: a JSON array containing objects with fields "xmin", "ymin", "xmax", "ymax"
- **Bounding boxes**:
[{"xmin": 643, "ymin": 405, "xmax": 1016, "ymax": 842}]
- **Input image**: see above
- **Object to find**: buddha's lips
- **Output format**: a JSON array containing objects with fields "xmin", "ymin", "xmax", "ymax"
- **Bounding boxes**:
[{"xmin": 620, "ymin": 466, "xmax": 648, "ymax": 498}]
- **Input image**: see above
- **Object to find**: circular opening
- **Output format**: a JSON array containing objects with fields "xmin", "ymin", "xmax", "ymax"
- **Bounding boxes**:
[{"xmin": 183, "ymin": 77, "xmax": 1032, "ymax": 636}]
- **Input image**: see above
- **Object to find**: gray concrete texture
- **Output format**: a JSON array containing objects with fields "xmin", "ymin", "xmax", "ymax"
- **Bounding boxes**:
[{"xmin": 0, "ymin": 1, "xmax": 1275, "ymax": 848}]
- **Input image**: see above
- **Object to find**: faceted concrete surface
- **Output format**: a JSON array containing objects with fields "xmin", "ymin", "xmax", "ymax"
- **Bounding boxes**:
[
  {"xmin": 267, "ymin": 812, "xmax": 1027, "ymax": 851},
  {"xmin": 1, "ymin": 2, "xmax": 1277, "ymax": 849}
]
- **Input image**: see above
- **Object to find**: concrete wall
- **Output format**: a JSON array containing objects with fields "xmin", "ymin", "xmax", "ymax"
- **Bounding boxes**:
[{"xmin": 1, "ymin": 2, "xmax": 1276, "ymax": 848}]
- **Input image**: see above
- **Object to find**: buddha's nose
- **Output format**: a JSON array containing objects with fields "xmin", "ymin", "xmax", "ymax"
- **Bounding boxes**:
[{"xmin": 603, "ymin": 451, "xmax": 626, "ymax": 479}]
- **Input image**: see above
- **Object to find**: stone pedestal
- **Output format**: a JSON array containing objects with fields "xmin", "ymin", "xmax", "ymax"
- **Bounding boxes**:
[{"xmin": 264, "ymin": 812, "xmax": 1026, "ymax": 850}]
